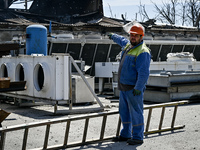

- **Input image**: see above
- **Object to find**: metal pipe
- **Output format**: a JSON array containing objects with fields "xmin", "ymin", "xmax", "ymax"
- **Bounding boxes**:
[
  {"xmin": 100, "ymin": 115, "xmax": 107, "ymax": 140},
  {"xmin": 171, "ymin": 105, "xmax": 178, "ymax": 128},
  {"xmin": 156, "ymin": 45, "xmax": 163, "ymax": 61},
  {"xmin": 159, "ymin": 107, "xmax": 166, "ymax": 130},
  {"xmin": 145, "ymin": 108, "xmax": 152, "ymax": 132},
  {"xmin": 22, "ymin": 128, "xmax": 29, "ymax": 150},
  {"xmin": 106, "ymin": 44, "xmax": 112, "ymax": 62},
  {"xmin": 43, "ymin": 124, "xmax": 50, "ymax": 149},
  {"xmin": 116, "ymin": 116, "xmax": 121, "ymax": 136},
  {"xmin": 70, "ymin": 56, "xmax": 104, "ymax": 108},
  {"xmin": 82, "ymin": 118, "xmax": 89, "ymax": 143},
  {"xmin": 63, "ymin": 120, "xmax": 71, "ymax": 145},
  {"xmin": 90, "ymin": 44, "xmax": 98, "ymax": 75},
  {"xmin": 0, "ymin": 131, "xmax": 6, "ymax": 150}
]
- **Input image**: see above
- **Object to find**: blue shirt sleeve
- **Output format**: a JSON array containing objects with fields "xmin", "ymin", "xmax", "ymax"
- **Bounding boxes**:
[
  {"xmin": 111, "ymin": 34, "xmax": 129, "ymax": 48},
  {"xmin": 134, "ymin": 52, "xmax": 151, "ymax": 91}
]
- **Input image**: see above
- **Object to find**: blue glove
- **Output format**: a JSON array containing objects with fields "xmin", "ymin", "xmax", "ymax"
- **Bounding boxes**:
[
  {"xmin": 133, "ymin": 89, "xmax": 141, "ymax": 96},
  {"xmin": 107, "ymin": 33, "xmax": 113, "ymax": 39}
]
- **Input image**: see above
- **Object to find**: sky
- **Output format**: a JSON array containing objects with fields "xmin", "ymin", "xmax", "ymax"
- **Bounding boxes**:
[
  {"xmin": 10, "ymin": 0, "xmax": 162, "ymax": 22},
  {"xmin": 102, "ymin": 0, "xmax": 162, "ymax": 21}
]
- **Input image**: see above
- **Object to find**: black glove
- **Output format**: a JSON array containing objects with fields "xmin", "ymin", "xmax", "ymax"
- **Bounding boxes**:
[{"xmin": 133, "ymin": 89, "xmax": 141, "ymax": 96}]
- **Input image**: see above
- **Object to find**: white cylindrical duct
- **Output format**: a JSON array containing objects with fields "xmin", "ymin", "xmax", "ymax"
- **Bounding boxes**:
[
  {"xmin": 0, "ymin": 63, "xmax": 15, "ymax": 81},
  {"xmin": 33, "ymin": 62, "xmax": 51, "ymax": 92}
]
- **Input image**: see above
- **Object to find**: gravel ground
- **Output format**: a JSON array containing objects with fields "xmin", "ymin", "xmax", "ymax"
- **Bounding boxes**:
[{"xmin": 0, "ymin": 96, "xmax": 200, "ymax": 150}]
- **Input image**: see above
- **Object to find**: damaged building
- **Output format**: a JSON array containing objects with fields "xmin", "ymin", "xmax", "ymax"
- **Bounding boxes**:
[{"xmin": 0, "ymin": 0, "xmax": 200, "ymax": 77}]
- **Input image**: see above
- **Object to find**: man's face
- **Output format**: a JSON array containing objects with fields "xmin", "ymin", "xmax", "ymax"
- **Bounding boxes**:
[{"xmin": 129, "ymin": 33, "xmax": 143, "ymax": 46}]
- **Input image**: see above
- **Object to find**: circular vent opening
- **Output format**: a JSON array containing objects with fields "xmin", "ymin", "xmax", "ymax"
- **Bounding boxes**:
[
  {"xmin": 15, "ymin": 64, "xmax": 25, "ymax": 81},
  {"xmin": 0, "ymin": 64, "xmax": 8, "ymax": 77},
  {"xmin": 34, "ymin": 64, "xmax": 44, "ymax": 91}
]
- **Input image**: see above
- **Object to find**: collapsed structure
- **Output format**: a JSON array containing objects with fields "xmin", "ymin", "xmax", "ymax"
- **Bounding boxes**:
[{"xmin": 0, "ymin": 0, "xmax": 200, "ymax": 102}]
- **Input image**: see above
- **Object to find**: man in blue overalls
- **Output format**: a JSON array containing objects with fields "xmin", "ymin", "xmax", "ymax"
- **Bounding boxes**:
[{"xmin": 108, "ymin": 23, "xmax": 151, "ymax": 145}]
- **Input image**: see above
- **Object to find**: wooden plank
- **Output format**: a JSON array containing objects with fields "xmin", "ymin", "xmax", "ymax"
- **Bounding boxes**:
[
  {"xmin": 0, "ymin": 43, "xmax": 20, "ymax": 51},
  {"xmin": 0, "ymin": 81, "xmax": 26, "ymax": 92},
  {"xmin": 0, "ymin": 109, "xmax": 10, "ymax": 123}
]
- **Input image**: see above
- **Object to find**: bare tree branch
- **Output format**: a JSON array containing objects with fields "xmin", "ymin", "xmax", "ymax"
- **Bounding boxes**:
[
  {"xmin": 137, "ymin": 0, "xmax": 199, "ymax": 28},
  {"xmin": 138, "ymin": 1, "xmax": 150, "ymax": 21},
  {"xmin": 151, "ymin": 0, "xmax": 174, "ymax": 24},
  {"xmin": 107, "ymin": 3, "xmax": 113, "ymax": 18},
  {"xmin": 186, "ymin": 0, "xmax": 200, "ymax": 27},
  {"xmin": 195, "ymin": 12, "xmax": 200, "ymax": 27}
]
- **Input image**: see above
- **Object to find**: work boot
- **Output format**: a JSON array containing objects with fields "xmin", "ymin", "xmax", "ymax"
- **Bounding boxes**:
[
  {"xmin": 127, "ymin": 139, "xmax": 143, "ymax": 145},
  {"xmin": 112, "ymin": 136, "xmax": 131, "ymax": 142}
]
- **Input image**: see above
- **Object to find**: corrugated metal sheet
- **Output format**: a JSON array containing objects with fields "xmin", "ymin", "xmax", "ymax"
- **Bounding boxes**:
[
  {"xmin": 30, "ymin": 0, "xmax": 103, "ymax": 16},
  {"xmin": 29, "ymin": 0, "xmax": 103, "ymax": 24}
]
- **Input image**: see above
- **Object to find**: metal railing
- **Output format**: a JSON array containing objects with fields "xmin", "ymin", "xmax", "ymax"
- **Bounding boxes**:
[{"xmin": 0, "ymin": 100, "xmax": 188, "ymax": 150}]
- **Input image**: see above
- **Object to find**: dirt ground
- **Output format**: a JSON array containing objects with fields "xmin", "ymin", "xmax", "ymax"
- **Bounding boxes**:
[{"xmin": 0, "ymin": 95, "xmax": 200, "ymax": 150}]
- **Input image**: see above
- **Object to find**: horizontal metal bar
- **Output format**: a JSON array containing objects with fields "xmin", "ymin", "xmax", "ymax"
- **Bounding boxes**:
[
  {"xmin": 55, "ymin": 107, "xmax": 104, "ymax": 115},
  {"xmin": 30, "ymin": 136, "xmax": 114, "ymax": 150},
  {"xmin": 0, "ymin": 101, "xmax": 188, "ymax": 133},
  {"xmin": 0, "ymin": 93, "xmax": 66, "ymax": 104},
  {"xmin": 146, "ymin": 40, "xmax": 200, "ymax": 45},
  {"xmin": 31, "ymin": 124, "xmax": 185, "ymax": 150},
  {"xmin": 49, "ymin": 39, "xmax": 115, "ymax": 44},
  {"xmin": 144, "ymin": 125, "xmax": 185, "ymax": 135},
  {"xmin": 144, "ymin": 100, "xmax": 189, "ymax": 109},
  {"xmin": 0, "ymin": 110, "xmax": 119, "ymax": 132},
  {"xmin": 1, "ymin": 100, "xmax": 189, "ymax": 150},
  {"xmin": 48, "ymin": 38, "xmax": 200, "ymax": 45}
]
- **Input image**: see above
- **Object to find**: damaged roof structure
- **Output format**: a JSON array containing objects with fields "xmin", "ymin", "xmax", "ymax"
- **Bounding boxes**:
[
  {"xmin": 0, "ymin": 0, "xmax": 199, "ymax": 34},
  {"xmin": 0, "ymin": 0, "xmax": 124, "ymax": 34},
  {"xmin": 0, "ymin": 0, "xmax": 200, "ymax": 75},
  {"xmin": 0, "ymin": 0, "xmax": 124, "ymax": 57}
]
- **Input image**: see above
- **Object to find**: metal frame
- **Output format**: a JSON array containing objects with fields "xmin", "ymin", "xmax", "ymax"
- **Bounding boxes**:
[
  {"xmin": 0, "ymin": 100, "xmax": 188, "ymax": 150},
  {"xmin": 0, "ymin": 55, "xmax": 104, "ymax": 114}
]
